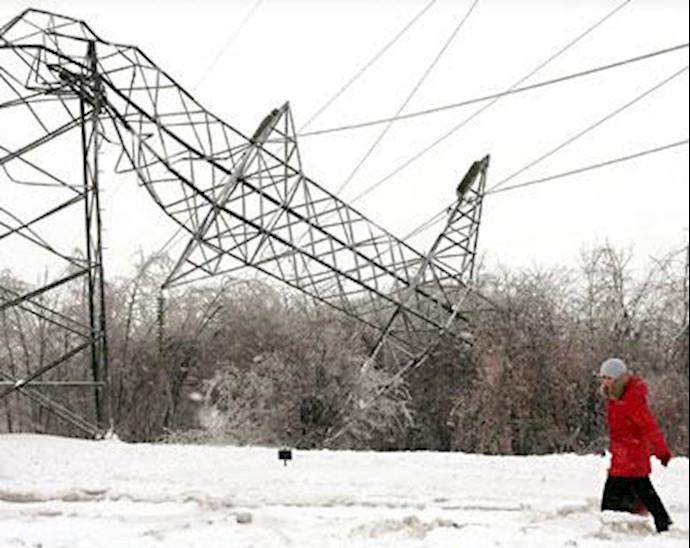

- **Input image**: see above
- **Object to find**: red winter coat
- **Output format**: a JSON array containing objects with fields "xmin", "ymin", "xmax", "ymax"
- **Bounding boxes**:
[{"xmin": 606, "ymin": 375, "xmax": 671, "ymax": 477}]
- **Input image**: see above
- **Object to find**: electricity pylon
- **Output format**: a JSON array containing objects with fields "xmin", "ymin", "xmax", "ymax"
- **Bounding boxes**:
[{"xmin": 0, "ymin": 9, "xmax": 490, "ymax": 435}]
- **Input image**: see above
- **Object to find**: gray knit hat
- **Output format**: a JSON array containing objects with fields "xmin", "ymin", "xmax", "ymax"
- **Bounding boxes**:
[{"xmin": 600, "ymin": 358, "xmax": 627, "ymax": 379}]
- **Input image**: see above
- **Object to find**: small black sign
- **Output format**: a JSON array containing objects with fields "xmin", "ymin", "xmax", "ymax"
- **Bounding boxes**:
[{"xmin": 278, "ymin": 448, "xmax": 293, "ymax": 466}]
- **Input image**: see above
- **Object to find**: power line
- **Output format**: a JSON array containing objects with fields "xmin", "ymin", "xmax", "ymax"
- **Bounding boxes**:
[
  {"xmin": 404, "ymin": 137, "xmax": 689, "ymax": 242},
  {"xmin": 487, "ymin": 64, "xmax": 689, "ymax": 194},
  {"xmin": 336, "ymin": 0, "xmax": 481, "ymax": 195},
  {"xmin": 299, "ymin": 42, "xmax": 688, "ymax": 138},
  {"xmin": 298, "ymin": 0, "xmax": 438, "ymax": 133},
  {"xmin": 486, "ymin": 139, "xmax": 689, "ymax": 196},
  {"xmin": 154, "ymin": 224, "xmax": 187, "ymax": 257},
  {"xmin": 411, "ymin": 58, "xmax": 687, "ymax": 240},
  {"xmin": 193, "ymin": 0, "xmax": 263, "ymax": 92},
  {"xmin": 346, "ymin": 0, "xmax": 634, "ymax": 206}
]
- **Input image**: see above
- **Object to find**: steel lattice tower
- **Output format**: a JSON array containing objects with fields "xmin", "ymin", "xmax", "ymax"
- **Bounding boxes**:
[{"xmin": 1, "ymin": 9, "xmax": 490, "ymax": 436}]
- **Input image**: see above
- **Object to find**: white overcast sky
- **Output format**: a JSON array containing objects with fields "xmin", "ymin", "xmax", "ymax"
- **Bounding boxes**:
[{"xmin": 1, "ymin": 0, "xmax": 688, "ymax": 280}]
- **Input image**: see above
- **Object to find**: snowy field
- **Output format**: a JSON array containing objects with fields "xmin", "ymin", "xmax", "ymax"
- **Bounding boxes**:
[{"xmin": 0, "ymin": 434, "xmax": 687, "ymax": 547}]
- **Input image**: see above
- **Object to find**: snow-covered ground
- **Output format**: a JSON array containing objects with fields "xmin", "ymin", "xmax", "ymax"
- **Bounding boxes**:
[{"xmin": 0, "ymin": 434, "xmax": 687, "ymax": 547}]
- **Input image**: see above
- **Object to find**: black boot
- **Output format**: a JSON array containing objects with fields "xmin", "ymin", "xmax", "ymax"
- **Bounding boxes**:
[{"xmin": 655, "ymin": 517, "xmax": 672, "ymax": 533}]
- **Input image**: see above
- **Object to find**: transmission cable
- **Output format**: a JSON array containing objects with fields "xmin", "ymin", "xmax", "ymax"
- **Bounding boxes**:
[
  {"xmin": 298, "ymin": 0, "xmax": 438, "ymax": 132},
  {"xmin": 299, "ymin": 42, "xmax": 688, "ymax": 137},
  {"xmin": 336, "ymin": 0, "xmax": 480, "ymax": 195},
  {"xmin": 155, "ymin": 223, "xmax": 187, "ymax": 258},
  {"xmin": 487, "ymin": 64, "xmax": 689, "ymax": 194},
  {"xmin": 405, "ymin": 64, "xmax": 689, "ymax": 240},
  {"xmin": 193, "ymin": 0, "xmax": 263, "ymax": 92},
  {"xmin": 485, "ymin": 139, "xmax": 689, "ymax": 197},
  {"xmin": 408, "ymin": 95, "xmax": 688, "ymax": 241},
  {"xmin": 398, "ymin": 138, "xmax": 689, "ymax": 311},
  {"xmin": 347, "ymin": 0, "xmax": 634, "ymax": 206},
  {"xmin": 408, "ymin": 134, "xmax": 689, "ymax": 241}
]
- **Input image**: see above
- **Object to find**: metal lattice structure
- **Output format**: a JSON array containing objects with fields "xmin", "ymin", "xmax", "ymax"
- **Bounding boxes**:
[
  {"xmin": 0, "ymin": 14, "xmax": 109, "ymax": 435},
  {"xmin": 1, "ymin": 9, "xmax": 489, "ymax": 435}
]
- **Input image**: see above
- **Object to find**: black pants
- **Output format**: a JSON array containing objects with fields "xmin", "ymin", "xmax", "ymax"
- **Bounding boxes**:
[{"xmin": 601, "ymin": 476, "xmax": 672, "ymax": 532}]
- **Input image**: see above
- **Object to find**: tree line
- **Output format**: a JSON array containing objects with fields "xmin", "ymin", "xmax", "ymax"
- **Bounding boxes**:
[{"xmin": 1, "ymin": 243, "xmax": 687, "ymax": 456}]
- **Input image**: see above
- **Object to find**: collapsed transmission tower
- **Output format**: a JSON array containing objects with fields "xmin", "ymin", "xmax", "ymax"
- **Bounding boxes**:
[{"xmin": 0, "ymin": 9, "xmax": 490, "ymax": 436}]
